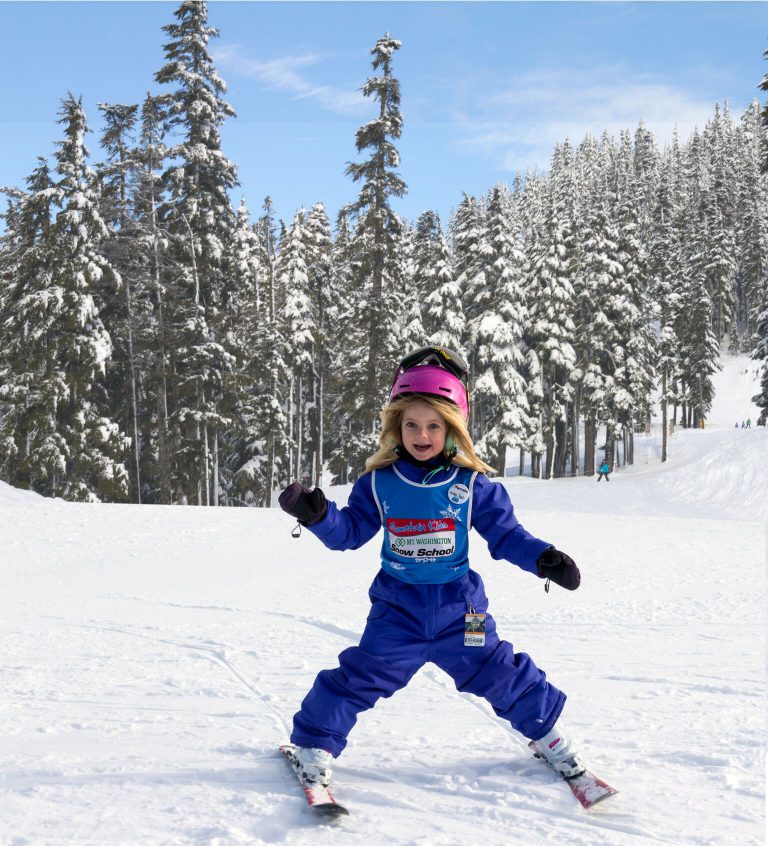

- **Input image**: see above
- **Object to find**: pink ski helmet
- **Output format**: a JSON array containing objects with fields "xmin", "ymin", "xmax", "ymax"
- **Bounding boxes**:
[{"xmin": 389, "ymin": 346, "xmax": 470, "ymax": 419}]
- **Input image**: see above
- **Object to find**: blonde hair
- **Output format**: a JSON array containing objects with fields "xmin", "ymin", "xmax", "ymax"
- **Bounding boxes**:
[{"xmin": 365, "ymin": 395, "xmax": 495, "ymax": 474}]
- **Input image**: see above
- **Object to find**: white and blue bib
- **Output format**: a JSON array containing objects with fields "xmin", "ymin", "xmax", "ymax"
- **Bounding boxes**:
[{"xmin": 371, "ymin": 464, "xmax": 478, "ymax": 584}]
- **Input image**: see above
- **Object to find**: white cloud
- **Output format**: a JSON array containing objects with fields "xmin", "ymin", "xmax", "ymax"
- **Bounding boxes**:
[
  {"xmin": 452, "ymin": 66, "xmax": 721, "ymax": 172},
  {"xmin": 213, "ymin": 44, "xmax": 366, "ymax": 115}
]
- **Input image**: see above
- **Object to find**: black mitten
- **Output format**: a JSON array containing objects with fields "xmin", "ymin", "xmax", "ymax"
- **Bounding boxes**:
[
  {"xmin": 278, "ymin": 482, "xmax": 328, "ymax": 526},
  {"xmin": 537, "ymin": 547, "xmax": 581, "ymax": 591}
]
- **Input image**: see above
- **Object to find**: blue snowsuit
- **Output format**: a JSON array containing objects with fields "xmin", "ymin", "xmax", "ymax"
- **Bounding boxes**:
[{"xmin": 290, "ymin": 459, "xmax": 566, "ymax": 757}]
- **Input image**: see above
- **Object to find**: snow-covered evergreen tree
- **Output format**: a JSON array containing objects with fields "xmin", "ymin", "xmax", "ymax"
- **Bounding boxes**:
[
  {"xmin": 760, "ymin": 47, "xmax": 768, "ymax": 174},
  {"xmin": 612, "ymin": 133, "xmax": 656, "ymax": 463},
  {"xmin": 450, "ymin": 193, "xmax": 487, "ymax": 438},
  {"xmin": 156, "ymin": 0, "xmax": 238, "ymax": 308},
  {"xmin": 735, "ymin": 101, "xmax": 768, "ymax": 347},
  {"xmin": 395, "ymin": 221, "xmax": 426, "ymax": 353},
  {"xmin": 277, "ymin": 209, "xmax": 313, "ymax": 482},
  {"xmin": 632, "ymin": 120, "xmax": 661, "ymax": 241},
  {"xmin": 303, "ymin": 203, "xmax": 337, "ymax": 485},
  {"xmin": 419, "ymin": 214, "xmax": 463, "ymax": 350},
  {"xmin": 751, "ymin": 53, "xmax": 768, "ymax": 423},
  {"xmin": 680, "ymin": 274, "xmax": 720, "ymax": 426},
  {"xmin": 701, "ymin": 104, "xmax": 737, "ymax": 341},
  {"xmin": 675, "ymin": 129, "xmax": 722, "ymax": 427},
  {"xmin": 472, "ymin": 185, "xmax": 533, "ymax": 474},
  {"xmin": 96, "ymin": 102, "xmax": 145, "ymax": 501},
  {"xmin": 155, "ymin": 0, "xmax": 239, "ymax": 503},
  {"xmin": 326, "ymin": 209, "xmax": 360, "ymax": 484},
  {"xmin": 527, "ymin": 146, "xmax": 578, "ymax": 478},
  {"xmin": 575, "ymin": 179, "xmax": 623, "ymax": 474},
  {"xmin": 48, "ymin": 95, "xmax": 129, "ymax": 500},
  {"xmin": 0, "ymin": 163, "xmax": 61, "ymax": 491},
  {"xmin": 342, "ymin": 33, "xmax": 406, "ymax": 473},
  {"xmin": 131, "ymin": 93, "xmax": 174, "ymax": 503},
  {"xmin": 217, "ymin": 197, "xmax": 262, "ymax": 503},
  {"xmin": 650, "ymin": 147, "xmax": 683, "ymax": 461},
  {"xmin": 231, "ymin": 198, "xmax": 290, "ymax": 505}
]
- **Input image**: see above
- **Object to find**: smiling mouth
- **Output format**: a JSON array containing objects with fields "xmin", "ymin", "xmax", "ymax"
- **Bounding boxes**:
[{"xmin": 413, "ymin": 444, "xmax": 432, "ymax": 452}]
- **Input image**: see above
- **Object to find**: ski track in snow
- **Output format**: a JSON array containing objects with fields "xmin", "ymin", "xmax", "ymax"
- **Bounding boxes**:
[{"xmin": 0, "ymin": 355, "xmax": 765, "ymax": 846}]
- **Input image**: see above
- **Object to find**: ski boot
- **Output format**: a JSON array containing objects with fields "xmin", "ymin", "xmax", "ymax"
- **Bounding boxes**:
[
  {"xmin": 295, "ymin": 746, "xmax": 334, "ymax": 787},
  {"xmin": 529, "ymin": 724, "xmax": 586, "ymax": 779}
]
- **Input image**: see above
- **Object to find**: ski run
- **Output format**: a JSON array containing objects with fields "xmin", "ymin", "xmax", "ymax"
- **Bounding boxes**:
[{"xmin": 0, "ymin": 354, "xmax": 764, "ymax": 846}]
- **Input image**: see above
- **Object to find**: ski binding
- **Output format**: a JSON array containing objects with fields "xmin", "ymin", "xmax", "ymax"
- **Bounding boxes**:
[{"xmin": 280, "ymin": 744, "xmax": 349, "ymax": 818}]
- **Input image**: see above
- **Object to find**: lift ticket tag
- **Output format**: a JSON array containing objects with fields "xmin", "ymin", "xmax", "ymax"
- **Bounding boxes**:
[{"xmin": 464, "ymin": 613, "xmax": 486, "ymax": 647}]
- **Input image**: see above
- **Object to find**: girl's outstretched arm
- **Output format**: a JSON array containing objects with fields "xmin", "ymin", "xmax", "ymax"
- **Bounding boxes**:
[
  {"xmin": 303, "ymin": 474, "xmax": 382, "ymax": 551},
  {"xmin": 471, "ymin": 475, "xmax": 552, "ymax": 575}
]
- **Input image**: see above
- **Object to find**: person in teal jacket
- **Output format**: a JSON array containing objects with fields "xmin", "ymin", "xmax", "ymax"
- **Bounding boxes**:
[{"xmin": 597, "ymin": 461, "xmax": 610, "ymax": 482}]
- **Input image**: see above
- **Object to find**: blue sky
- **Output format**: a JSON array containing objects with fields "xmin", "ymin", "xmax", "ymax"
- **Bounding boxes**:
[{"xmin": 1, "ymin": 1, "xmax": 766, "ymax": 228}]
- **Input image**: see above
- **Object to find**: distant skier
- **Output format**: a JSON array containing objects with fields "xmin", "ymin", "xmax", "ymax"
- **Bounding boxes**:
[
  {"xmin": 596, "ymin": 461, "xmax": 611, "ymax": 482},
  {"xmin": 278, "ymin": 346, "xmax": 588, "ymax": 792},
  {"xmin": 746, "ymin": 418, "xmax": 752, "ymax": 428}
]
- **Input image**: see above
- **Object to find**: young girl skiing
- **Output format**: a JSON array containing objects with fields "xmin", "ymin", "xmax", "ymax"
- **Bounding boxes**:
[{"xmin": 278, "ymin": 346, "xmax": 585, "ymax": 793}]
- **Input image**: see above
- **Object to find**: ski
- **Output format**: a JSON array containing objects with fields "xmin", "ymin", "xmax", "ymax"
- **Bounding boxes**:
[
  {"xmin": 530, "ymin": 745, "xmax": 618, "ymax": 809},
  {"xmin": 279, "ymin": 744, "xmax": 349, "ymax": 818}
]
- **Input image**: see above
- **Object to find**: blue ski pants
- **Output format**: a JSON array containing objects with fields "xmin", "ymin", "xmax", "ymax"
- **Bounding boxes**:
[{"xmin": 290, "ymin": 569, "xmax": 565, "ymax": 756}]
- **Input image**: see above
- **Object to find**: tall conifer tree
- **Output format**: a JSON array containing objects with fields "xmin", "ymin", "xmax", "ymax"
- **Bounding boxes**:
[
  {"xmin": 472, "ymin": 186, "xmax": 533, "ymax": 474},
  {"xmin": 303, "ymin": 203, "xmax": 338, "ymax": 485},
  {"xmin": 0, "ymin": 164, "xmax": 61, "ymax": 490},
  {"xmin": 96, "ymin": 102, "xmax": 144, "ymax": 500},
  {"xmin": 528, "ymin": 148, "xmax": 578, "ymax": 478},
  {"xmin": 416, "ymin": 213, "xmax": 462, "ymax": 350},
  {"xmin": 155, "ymin": 0, "xmax": 239, "ymax": 503},
  {"xmin": 50, "ymin": 95, "xmax": 129, "ymax": 500},
  {"xmin": 343, "ymin": 33, "xmax": 406, "ymax": 465},
  {"xmin": 751, "ymin": 52, "xmax": 768, "ymax": 422}
]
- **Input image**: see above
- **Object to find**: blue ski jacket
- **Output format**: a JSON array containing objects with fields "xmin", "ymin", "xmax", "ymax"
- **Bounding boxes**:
[{"xmin": 306, "ymin": 459, "xmax": 551, "ymax": 582}]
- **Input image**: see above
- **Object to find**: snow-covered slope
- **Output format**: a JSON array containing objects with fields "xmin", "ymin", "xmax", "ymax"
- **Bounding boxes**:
[{"xmin": 0, "ymin": 356, "xmax": 765, "ymax": 846}]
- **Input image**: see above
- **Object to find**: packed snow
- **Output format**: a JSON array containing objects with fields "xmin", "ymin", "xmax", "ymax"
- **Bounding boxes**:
[{"xmin": 0, "ymin": 355, "xmax": 764, "ymax": 846}]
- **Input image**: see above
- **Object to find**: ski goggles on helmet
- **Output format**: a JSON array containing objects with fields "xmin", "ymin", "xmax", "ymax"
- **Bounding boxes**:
[
  {"xmin": 397, "ymin": 346, "xmax": 469, "ymax": 381},
  {"xmin": 389, "ymin": 346, "xmax": 470, "ymax": 419}
]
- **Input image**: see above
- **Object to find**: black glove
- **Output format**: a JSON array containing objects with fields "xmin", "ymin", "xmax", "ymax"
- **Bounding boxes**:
[
  {"xmin": 278, "ymin": 482, "xmax": 328, "ymax": 526},
  {"xmin": 537, "ymin": 547, "xmax": 581, "ymax": 591}
]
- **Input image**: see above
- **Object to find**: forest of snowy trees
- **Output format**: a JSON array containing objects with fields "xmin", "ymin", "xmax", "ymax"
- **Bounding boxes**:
[{"xmin": 1, "ymin": 0, "xmax": 767, "ymax": 505}]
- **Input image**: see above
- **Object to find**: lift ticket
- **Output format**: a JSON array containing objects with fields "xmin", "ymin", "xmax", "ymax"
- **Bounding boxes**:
[{"xmin": 464, "ymin": 612, "xmax": 486, "ymax": 647}]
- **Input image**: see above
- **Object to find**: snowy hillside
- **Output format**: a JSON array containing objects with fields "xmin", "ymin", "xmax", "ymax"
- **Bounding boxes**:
[{"xmin": 0, "ymin": 356, "xmax": 765, "ymax": 846}]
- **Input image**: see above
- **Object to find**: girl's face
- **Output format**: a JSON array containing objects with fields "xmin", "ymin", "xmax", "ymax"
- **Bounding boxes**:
[{"xmin": 401, "ymin": 400, "xmax": 447, "ymax": 462}]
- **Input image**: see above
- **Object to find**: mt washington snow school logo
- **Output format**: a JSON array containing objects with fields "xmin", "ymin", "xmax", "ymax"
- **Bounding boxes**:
[{"xmin": 385, "ymin": 517, "xmax": 457, "ymax": 560}]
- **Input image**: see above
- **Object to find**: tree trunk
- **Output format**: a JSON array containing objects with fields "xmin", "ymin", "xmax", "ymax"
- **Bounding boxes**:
[
  {"xmin": 661, "ymin": 369, "xmax": 668, "ymax": 463},
  {"xmin": 316, "ymin": 367, "xmax": 324, "ymax": 487},
  {"xmin": 213, "ymin": 431, "xmax": 219, "ymax": 506},
  {"xmin": 155, "ymin": 370, "xmax": 171, "ymax": 504},
  {"xmin": 547, "ymin": 423, "xmax": 556, "ymax": 480},
  {"xmin": 265, "ymin": 429, "xmax": 275, "ymax": 508},
  {"xmin": 287, "ymin": 374, "xmax": 294, "ymax": 483},
  {"xmin": 583, "ymin": 415, "xmax": 596, "ymax": 476},
  {"xmin": 296, "ymin": 373, "xmax": 303, "ymax": 481},
  {"xmin": 154, "ymin": 288, "xmax": 172, "ymax": 505},
  {"xmin": 571, "ymin": 391, "xmax": 580, "ymax": 477},
  {"xmin": 605, "ymin": 425, "xmax": 615, "ymax": 471},
  {"xmin": 123, "ymin": 275, "xmax": 142, "ymax": 503}
]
